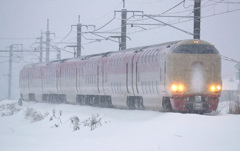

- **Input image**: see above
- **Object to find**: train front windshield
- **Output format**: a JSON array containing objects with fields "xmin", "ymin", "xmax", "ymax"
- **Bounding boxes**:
[{"xmin": 172, "ymin": 44, "xmax": 219, "ymax": 54}]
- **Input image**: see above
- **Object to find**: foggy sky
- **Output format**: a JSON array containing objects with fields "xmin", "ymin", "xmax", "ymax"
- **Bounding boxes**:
[{"xmin": 0, "ymin": 0, "xmax": 240, "ymax": 99}]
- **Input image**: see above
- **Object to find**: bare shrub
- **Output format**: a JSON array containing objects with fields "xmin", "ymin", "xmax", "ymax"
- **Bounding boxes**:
[
  {"xmin": 229, "ymin": 101, "xmax": 240, "ymax": 114},
  {"xmin": 71, "ymin": 116, "xmax": 80, "ymax": 131},
  {"xmin": 49, "ymin": 109, "xmax": 62, "ymax": 128},
  {"xmin": 0, "ymin": 103, "xmax": 21, "ymax": 117},
  {"xmin": 82, "ymin": 114, "xmax": 102, "ymax": 131},
  {"xmin": 25, "ymin": 108, "xmax": 48, "ymax": 122}
]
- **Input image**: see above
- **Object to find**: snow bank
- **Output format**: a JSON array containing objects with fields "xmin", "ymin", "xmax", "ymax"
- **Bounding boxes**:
[{"xmin": 0, "ymin": 100, "xmax": 240, "ymax": 151}]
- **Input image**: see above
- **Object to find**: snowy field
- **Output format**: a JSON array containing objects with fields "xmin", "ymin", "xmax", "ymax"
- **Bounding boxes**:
[{"xmin": 0, "ymin": 99, "xmax": 239, "ymax": 151}]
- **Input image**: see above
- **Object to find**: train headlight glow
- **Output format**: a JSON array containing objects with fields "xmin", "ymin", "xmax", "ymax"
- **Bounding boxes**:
[
  {"xmin": 210, "ymin": 85, "xmax": 221, "ymax": 92},
  {"xmin": 211, "ymin": 86, "xmax": 216, "ymax": 91},
  {"xmin": 178, "ymin": 85, "xmax": 184, "ymax": 91},
  {"xmin": 171, "ymin": 85, "xmax": 177, "ymax": 91},
  {"xmin": 217, "ymin": 86, "xmax": 221, "ymax": 90},
  {"xmin": 171, "ymin": 84, "xmax": 185, "ymax": 92}
]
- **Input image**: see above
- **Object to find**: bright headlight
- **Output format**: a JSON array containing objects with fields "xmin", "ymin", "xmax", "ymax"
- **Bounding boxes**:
[
  {"xmin": 217, "ymin": 85, "xmax": 221, "ymax": 90},
  {"xmin": 171, "ymin": 84, "xmax": 185, "ymax": 92},
  {"xmin": 210, "ymin": 85, "xmax": 221, "ymax": 92},
  {"xmin": 211, "ymin": 86, "xmax": 216, "ymax": 91},
  {"xmin": 178, "ymin": 85, "xmax": 184, "ymax": 91},
  {"xmin": 171, "ymin": 85, "xmax": 177, "ymax": 91}
]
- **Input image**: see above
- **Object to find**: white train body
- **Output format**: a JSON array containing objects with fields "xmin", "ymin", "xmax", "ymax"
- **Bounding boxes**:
[{"xmin": 19, "ymin": 39, "xmax": 222, "ymax": 113}]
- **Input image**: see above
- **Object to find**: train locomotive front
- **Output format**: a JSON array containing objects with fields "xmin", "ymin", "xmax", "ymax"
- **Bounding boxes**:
[{"xmin": 164, "ymin": 40, "xmax": 222, "ymax": 113}]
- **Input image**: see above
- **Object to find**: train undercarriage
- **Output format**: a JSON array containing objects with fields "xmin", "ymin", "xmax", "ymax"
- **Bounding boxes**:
[
  {"xmin": 21, "ymin": 93, "xmax": 219, "ymax": 114},
  {"xmin": 163, "ymin": 94, "xmax": 219, "ymax": 113}
]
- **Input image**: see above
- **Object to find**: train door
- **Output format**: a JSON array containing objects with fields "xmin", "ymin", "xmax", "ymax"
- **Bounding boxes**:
[
  {"xmin": 132, "ymin": 52, "xmax": 141, "ymax": 95},
  {"xmin": 126, "ymin": 54, "xmax": 133, "ymax": 95},
  {"xmin": 97, "ymin": 57, "xmax": 105, "ymax": 95},
  {"xmin": 126, "ymin": 63, "xmax": 129, "ymax": 93},
  {"xmin": 97, "ymin": 65, "xmax": 100, "ymax": 93}
]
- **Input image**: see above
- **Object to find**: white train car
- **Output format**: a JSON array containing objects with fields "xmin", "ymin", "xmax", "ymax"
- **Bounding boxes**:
[{"xmin": 19, "ymin": 39, "xmax": 222, "ymax": 113}]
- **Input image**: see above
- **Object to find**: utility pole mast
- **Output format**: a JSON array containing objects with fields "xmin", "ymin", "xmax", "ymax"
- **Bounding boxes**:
[
  {"xmin": 193, "ymin": 0, "xmax": 201, "ymax": 39},
  {"xmin": 121, "ymin": 9, "xmax": 127, "ymax": 50},
  {"xmin": 7, "ymin": 44, "xmax": 23, "ymax": 99},
  {"xmin": 8, "ymin": 45, "xmax": 13, "ymax": 100},
  {"xmin": 42, "ymin": 19, "xmax": 55, "ymax": 62},
  {"xmin": 115, "ymin": 0, "xmax": 143, "ymax": 50},
  {"xmin": 77, "ymin": 15, "xmax": 82, "ymax": 57},
  {"xmin": 68, "ymin": 16, "xmax": 95, "ymax": 57},
  {"xmin": 46, "ymin": 19, "xmax": 50, "ymax": 62},
  {"xmin": 39, "ymin": 33, "xmax": 43, "ymax": 63}
]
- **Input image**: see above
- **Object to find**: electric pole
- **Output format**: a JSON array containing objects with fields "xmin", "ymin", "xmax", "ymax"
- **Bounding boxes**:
[
  {"xmin": 46, "ymin": 19, "xmax": 50, "ymax": 62},
  {"xmin": 193, "ymin": 0, "xmax": 201, "ymax": 39},
  {"xmin": 115, "ymin": 0, "xmax": 143, "ymax": 50},
  {"xmin": 69, "ymin": 15, "xmax": 95, "ymax": 57},
  {"xmin": 42, "ymin": 19, "xmax": 55, "ymax": 62},
  {"xmin": 38, "ymin": 33, "xmax": 43, "ymax": 63},
  {"xmin": 121, "ymin": 8, "xmax": 127, "ymax": 50},
  {"xmin": 8, "ymin": 45, "xmax": 13, "ymax": 100},
  {"xmin": 77, "ymin": 15, "xmax": 82, "ymax": 57},
  {"xmin": 6, "ymin": 44, "xmax": 23, "ymax": 99}
]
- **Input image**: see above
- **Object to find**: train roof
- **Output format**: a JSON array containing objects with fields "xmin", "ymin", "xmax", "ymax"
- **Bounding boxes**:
[{"xmin": 22, "ymin": 39, "xmax": 217, "ymax": 68}]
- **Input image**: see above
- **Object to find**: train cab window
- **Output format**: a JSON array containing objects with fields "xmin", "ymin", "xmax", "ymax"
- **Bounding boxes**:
[{"xmin": 172, "ymin": 44, "xmax": 219, "ymax": 54}]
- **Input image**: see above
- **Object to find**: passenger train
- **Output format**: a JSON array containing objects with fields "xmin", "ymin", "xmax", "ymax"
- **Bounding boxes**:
[{"xmin": 19, "ymin": 39, "xmax": 222, "ymax": 113}]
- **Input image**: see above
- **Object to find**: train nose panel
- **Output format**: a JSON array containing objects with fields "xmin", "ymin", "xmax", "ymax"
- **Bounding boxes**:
[{"xmin": 191, "ymin": 61, "xmax": 205, "ymax": 93}]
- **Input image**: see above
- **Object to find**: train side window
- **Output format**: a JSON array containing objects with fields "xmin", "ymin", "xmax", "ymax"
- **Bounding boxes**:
[
  {"xmin": 160, "ymin": 68, "xmax": 162, "ymax": 81},
  {"xmin": 156, "ymin": 81, "xmax": 159, "ymax": 94},
  {"xmin": 138, "ymin": 73, "xmax": 140, "ymax": 82},
  {"xmin": 148, "ymin": 81, "xmax": 151, "ymax": 94},
  {"xmin": 116, "ymin": 82, "xmax": 119, "ymax": 94},
  {"xmin": 145, "ymin": 81, "xmax": 148, "ymax": 94},
  {"xmin": 104, "ymin": 71, "xmax": 107, "ymax": 83},
  {"xmin": 152, "ymin": 50, "xmax": 155, "ymax": 62},
  {"xmin": 141, "ymin": 81, "xmax": 144, "ymax": 94},
  {"xmin": 120, "ymin": 82, "xmax": 122, "ymax": 94},
  {"xmin": 117, "ymin": 82, "xmax": 120, "ymax": 94},
  {"xmin": 113, "ymin": 57, "xmax": 116, "ymax": 66},
  {"xmin": 89, "ymin": 75, "xmax": 91, "ymax": 84},
  {"xmin": 114, "ymin": 82, "xmax": 117, "ymax": 94},
  {"xmin": 111, "ymin": 83, "xmax": 113, "ymax": 93},
  {"xmin": 152, "ymin": 81, "xmax": 155, "ymax": 94},
  {"xmin": 117, "ymin": 56, "xmax": 121, "ymax": 66}
]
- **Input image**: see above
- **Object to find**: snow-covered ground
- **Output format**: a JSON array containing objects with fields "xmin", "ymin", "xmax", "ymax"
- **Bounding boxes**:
[{"xmin": 0, "ymin": 100, "xmax": 239, "ymax": 151}]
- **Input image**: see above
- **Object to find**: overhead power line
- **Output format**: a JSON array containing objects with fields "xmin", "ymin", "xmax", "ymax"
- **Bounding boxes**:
[{"xmin": 161, "ymin": 0, "xmax": 185, "ymax": 14}]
